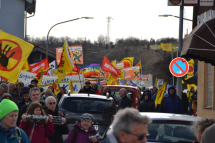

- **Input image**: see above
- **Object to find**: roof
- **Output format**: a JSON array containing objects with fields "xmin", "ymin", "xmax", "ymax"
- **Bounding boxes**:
[
  {"xmin": 63, "ymin": 94, "xmax": 113, "ymax": 101},
  {"xmin": 139, "ymin": 112, "xmax": 202, "ymax": 122},
  {"xmin": 31, "ymin": 45, "xmax": 56, "ymax": 59},
  {"xmin": 104, "ymin": 85, "xmax": 139, "ymax": 89}
]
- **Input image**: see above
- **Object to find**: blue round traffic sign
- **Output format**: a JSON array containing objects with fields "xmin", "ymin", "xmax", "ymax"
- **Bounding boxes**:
[{"xmin": 169, "ymin": 57, "xmax": 189, "ymax": 77}]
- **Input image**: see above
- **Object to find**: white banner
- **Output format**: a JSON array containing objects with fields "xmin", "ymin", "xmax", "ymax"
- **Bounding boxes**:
[{"xmin": 18, "ymin": 70, "xmax": 84, "ymax": 93}]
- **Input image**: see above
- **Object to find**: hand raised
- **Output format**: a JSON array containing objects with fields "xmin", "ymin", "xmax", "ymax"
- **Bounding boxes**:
[{"xmin": 0, "ymin": 44, "xmax": 15, "ymax": 67}]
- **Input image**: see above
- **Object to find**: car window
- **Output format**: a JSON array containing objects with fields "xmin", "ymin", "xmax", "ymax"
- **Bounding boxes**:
[
  {"xmin": 147, "ymin": 123, "xmax": 195, "ymax": 142},
  {"xmin": 62, "ymin": 98, "xmax": 115, "ymax": 114},
  {"xmin": 111, "ymin": 90, "xmax": 133, "ymax": 104}
]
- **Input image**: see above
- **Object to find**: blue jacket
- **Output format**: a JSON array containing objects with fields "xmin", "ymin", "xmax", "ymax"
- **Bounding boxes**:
[
  {"xmin": 0, "ymin": 127, "xmax": 30, "ymax": 143},
  {"xmin": 160, "ymin": 85, "xmax": 184, "ymax": 114}
]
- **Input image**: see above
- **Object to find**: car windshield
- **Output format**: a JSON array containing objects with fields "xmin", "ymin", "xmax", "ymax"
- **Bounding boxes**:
[
  {"xmin": 63, "ymin": 97, "xmax": 114, "ymax": 113},
  {"xmin": 111, "ymin": 89, "xmax": 133, "ymax": 104},
  {"xmin": 147, "ymin": 123, "xmax": 195, "ymax": 143}
]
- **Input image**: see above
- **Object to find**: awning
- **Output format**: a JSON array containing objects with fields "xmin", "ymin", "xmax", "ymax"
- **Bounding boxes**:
[{"xmin": 181, "ymin": 18, "xmax": 215, "ymax": 66}]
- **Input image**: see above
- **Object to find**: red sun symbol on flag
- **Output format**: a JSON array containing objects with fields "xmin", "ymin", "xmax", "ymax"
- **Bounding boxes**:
[{"xmin": 164, "ymin": 46, "xmax": 169, "ymax": 49}]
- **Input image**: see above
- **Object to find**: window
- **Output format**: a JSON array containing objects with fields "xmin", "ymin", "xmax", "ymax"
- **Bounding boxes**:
[
  {"xmin": 207, "ymin": 64, "xmax": 213, "ymax": 107},
  {"xmin": 110, "ymin": 90, "xmax": 133, "ymax": 104}
]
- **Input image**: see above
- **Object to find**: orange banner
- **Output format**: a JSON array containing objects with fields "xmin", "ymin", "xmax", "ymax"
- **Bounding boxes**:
[
  {"xmin": 122, "ymin": 66, "xmax": 140, "ymax": 80},
  {"xmin": 56, "ymin": 45, "xmax": 83, "ymax": 65}
]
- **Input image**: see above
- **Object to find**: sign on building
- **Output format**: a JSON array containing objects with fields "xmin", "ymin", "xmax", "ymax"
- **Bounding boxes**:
[{"xmin": 168, "ymin": 0, "xmax": 183, "ymax": 6}]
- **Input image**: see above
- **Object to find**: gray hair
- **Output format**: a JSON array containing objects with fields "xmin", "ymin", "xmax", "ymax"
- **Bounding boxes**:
[
  {"xmin": 119, "ymin": 88, "xmax": 127, "ymax": 94},
  {"xmin": 112, "ymin": 108, "xmax": 152, "ymax": 140},
  {"xmin": 0, "ymin": 83, "xmax": 8, "ymax": 91},
  {"xmin": 29, "ymin": 87, "xmax": 40, "ymax": 97},
  {"xmin": 45, "ymin": 96, "xmax": 56, "ymax": 103}
]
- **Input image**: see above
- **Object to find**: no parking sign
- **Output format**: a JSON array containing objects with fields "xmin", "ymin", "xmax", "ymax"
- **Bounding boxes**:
[{"xmin": 169, "ymin": 57, "xmax": 189, "ymax": 77}]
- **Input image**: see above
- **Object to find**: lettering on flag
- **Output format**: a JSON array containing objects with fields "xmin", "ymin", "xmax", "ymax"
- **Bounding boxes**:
[{"xmin": 29, "ymin": 58, "xmax": 49, "ymax": 73}]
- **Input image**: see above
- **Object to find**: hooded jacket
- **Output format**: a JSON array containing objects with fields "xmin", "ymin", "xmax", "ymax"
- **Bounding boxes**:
[
  {"xmin": 160, "ymin": 85, "xmax": 184, "ymax": 114},
  {"xmin": 138, "ymin": 92, "xmax": 155, "ymax": 112},
  {"xmin": 65, "ymin": 121, "xmax": 100, "ymax": 143},
  {"xmin": 78, "ymin": 86, "xmax": 95, "ymax": 94}
]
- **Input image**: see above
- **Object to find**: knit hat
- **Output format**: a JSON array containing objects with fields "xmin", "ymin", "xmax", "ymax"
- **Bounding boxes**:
[{"xmin": 0, "ymin": 99, "xmax": 19, "ymax": 119}]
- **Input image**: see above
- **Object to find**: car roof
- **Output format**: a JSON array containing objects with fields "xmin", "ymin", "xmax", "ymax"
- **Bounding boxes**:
[
  {"xmin": 63, "ymin": 94, "xmax": 113, "ymax": 101},
  {"xmin": 139, "ymin": 112, "xmax": 202, "ymax": 122},
  {"xmin": 103, "ymin": 85, "xmax": 139, "ymax": 89}
]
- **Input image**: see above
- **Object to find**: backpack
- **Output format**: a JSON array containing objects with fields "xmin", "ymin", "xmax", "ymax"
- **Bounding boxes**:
[
  {"xmin": 12, "ymin": 127, "xmax": 22, "ymax": 143},
  {"xmin": 71, "ymin": 126, "xmax": 96, "ymax": 143}
]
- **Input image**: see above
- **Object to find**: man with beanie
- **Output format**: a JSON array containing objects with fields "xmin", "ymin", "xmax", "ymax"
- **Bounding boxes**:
[
  {"xmin": 160, "ymin": 85, "xmax": 184, "ymax": 114},
  {"xmin": 0, "ymin": 99, "xmax": 30, "ymax": 143},
  {"xmin": 78, "ymin": 81, "xmax": 95, "ymax": 94}
]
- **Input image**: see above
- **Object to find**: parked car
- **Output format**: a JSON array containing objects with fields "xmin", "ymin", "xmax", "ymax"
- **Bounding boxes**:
[
  {"xmin": 102, "ymin": 113, "xmax": 202, "ymax": 143},
  {"xmin": 99, "ymin": 85, "xmax": 141, "ymax": 109},
  {"xmin": 58, "ymin": 93, "xmax": 116, "ymax": 142}
]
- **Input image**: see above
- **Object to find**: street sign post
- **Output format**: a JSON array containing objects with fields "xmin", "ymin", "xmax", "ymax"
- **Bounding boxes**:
[{"xmin": 169, "ymin": 57, "xmax": 189, "ymax": 77}]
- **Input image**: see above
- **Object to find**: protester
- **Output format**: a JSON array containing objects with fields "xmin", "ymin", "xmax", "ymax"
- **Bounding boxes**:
[
  {"xmin": 102, "ymin": 86, "xmax": 112, "ymax": 97},
  {"xmin": 17, "ymin": 87, "xmax": 31, "ymax": 110},
  {"xmin": 11, "ymin": 82, "xmax": 24, "ymax": 104},
  {"xmin": 19, "ymin": 102, "xmax": 55, "ymax": 143},
  {"xmin": 117, "ymin": 88, "xmax": 132, "ymax": 111},
  {"xmin": 41, "ymin": 88, "xmax": 56, "ymax": 102},
  {"xmin": 151, "ymin": 86, "xmax": 158, "ymax": 102},
  {"xmin": 0, "ymin": 99, "xmax": 30, "ymax": 143},
  {"xmin": 0, "ymin": 83, "xmax": 8, "ymax": 102},
  {"xmin": 8, "ymin": 82, "xmax": 15, "ymax": 94},
  {"xmin": 193, "ymin": 118, "xmax": 215, "ymax": 143},
  {"xmin": 48, "ymin": 86, "xmax": 55, "ymax": 95},
  {"xmin": 138, "ymin": 91, "xmax": 155, "ymax": 112},
  {"xmin": 57, "ymin": 87, "xmax": 66, "ymax": 105},
  {"xmin": 201, "ymin": 123, "xmax": 215, "ymax": 143},
  {"xmin": 181, "ymin": 92, "xmax": 189, "ymax": 115},
  {"xmin": 187, "ymin": 87, "xmax": 195, "ymax": 115},
  {"xmin": 17, "ymin": 87, "xmax": 45, "ymax": 126},
  {"xmin": 66, "ymin": 113, "xmax": 100, "ymax": 143},
  {"xmin": 107, "ymin": 108, "xmax": 151, "ymax": 143},
  {"xmin": 78, "ymin": 81, "xmax": 95, "ymax": 94},
  {"xmin": 31, "ymin": 79, "xmax": 38, "ymax": 87},
  {"xmin": 160, "ymin": 85, "xmax": 184, "ymax": 114},
  {"xmin": 92, "ymin": 83, "xmax": 99, "ymax": 94},
  {"xmin": 2, "ymin": 93, "xmax": 13, "ymax": 101},
  {"xmin": 192, "ymin": 89, "xmax": 198, "ymax": 116},
  {"xmin": 44, "ymin": 96, "xmax": 69, "ymax": 143}
]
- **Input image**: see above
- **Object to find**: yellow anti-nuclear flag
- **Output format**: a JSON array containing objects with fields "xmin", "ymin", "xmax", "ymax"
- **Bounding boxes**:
[
  {"xmin": 118, "ymin": 70, "xmax": 124, "ymax": 80},
  {"xmin": 160, "ymin": 43, "xmax": 172, "ymax": 51},
  {"xmin": 185, "ymin": 59, "xmax": 194, "ymax": 80},
  {"xmin": 135, "ymin": 60, "xmax": 142, "ymax": 69},
  {"xmin": 68, "ymin": 78, "xmax": 75, "ymax": 94},
  {"xmin": 57, "ymin": 40, "xmax": 74, "ymax": 82},
  {"xmin": 52, "ymin": 79, "xmax": 60, "ymax": 95},
  {"xmin": 0, "ymin": 30, "xmax": 34, "ymax": 83},
  {"xmin": 187, "ymin": 84, "xmax": 197, "ymax": 91},
  {"xmin": 120, "ymin": 57, "xmax": 134, "ymax": 67},
  {"xmin": 154, "ymin": 82, "xmax": 167, "ymax": 108},
  {"xmin": 22, "ymin": 60, "xmax": 30, "ymax": 71},
  {"xmin": 33, "ymin": 67, "xmax": 44, "ymax": 86}
]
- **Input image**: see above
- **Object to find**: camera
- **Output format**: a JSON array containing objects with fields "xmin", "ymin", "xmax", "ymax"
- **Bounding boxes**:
[{"xmin": 89, "ymin": 133, "xmax": 102, "ymax": 141}]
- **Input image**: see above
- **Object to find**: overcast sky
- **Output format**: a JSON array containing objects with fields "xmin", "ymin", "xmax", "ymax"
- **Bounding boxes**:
[{"xmin": 27, "ymin": 0, "xmax": 193, "ymax": 42}]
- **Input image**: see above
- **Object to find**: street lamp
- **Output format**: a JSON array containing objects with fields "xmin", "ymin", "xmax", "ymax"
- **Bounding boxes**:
[
  {"xmin": 159, "ymin": 14, "xmax": 193, "ymax": 21},
  {"xmin": 46, "ymin": 17, "xmax": 93, "ymax": 58}
]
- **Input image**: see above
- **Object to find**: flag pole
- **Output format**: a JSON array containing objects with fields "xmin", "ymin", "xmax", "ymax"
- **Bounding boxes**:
[{"xmin": 171, "ymin": 50, "xmax": 174, "ymax": 86}]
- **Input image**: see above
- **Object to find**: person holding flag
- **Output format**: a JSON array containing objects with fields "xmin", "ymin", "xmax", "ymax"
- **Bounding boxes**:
[{"xmin": 160, "ymin": 85, "xmax": 184, "ymax": 114}]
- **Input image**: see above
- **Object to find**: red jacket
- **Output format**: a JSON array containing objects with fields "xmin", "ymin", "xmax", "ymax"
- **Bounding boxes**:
[{"xmin": 19, "ymin": 120, "xmax": 55, "ymax": 143}]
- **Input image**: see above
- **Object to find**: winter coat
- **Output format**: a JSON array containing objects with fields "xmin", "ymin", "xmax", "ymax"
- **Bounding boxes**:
[
  {"xmin": 17, "ymin": 100, "xmax": 45, "ymax": 126},
  {"xmin": 0, "ymin": 126, "xmax": 31, "ymax": 143},
  {"xmin": 78, "ymin": 86, "xmax": 95, "ymax": 94},
  {"xmin": 117, "ymin": 96, "xmax": 132, "ymax": 111},
  {"xmin": 106, "ymin": 129, "xmax": 118, "ymax": 143},
  {"xmin": 19, "ymin": 120, "xmax": 55, "ymax": 143},
  {"xmin": 138, "ymin": 92, "xmax": 155, "ymax": 112},
  {"xmin": 160, "ymin": 85, "xmax": 184, "ymax": 114},
  {"xmin": 66, "ymin": 121, "xmax": 100, "ymax": 143},
  {"xmin": 43, "ymin": 106, "xmax": 69, "ymax": 143},
  {"xmin": 17, "ymin": 98, "xmax": 31, "ymax": 111}
]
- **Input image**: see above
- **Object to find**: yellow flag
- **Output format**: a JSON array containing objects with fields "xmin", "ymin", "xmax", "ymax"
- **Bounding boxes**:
[
  {"xmin": 120, "ymin": 57, "xmax": 134, "ymax": 67},
  {"xmin": 57, "ymin": 40, "xmax": 74, "ymax": 82},
  {"xmin": 155, "ymin": 78, "xmax": 158, "ymax": 88},
  {"xmin": 160, "ymin": 43, "xmax": 172, "ymax": 51},
  {"xmin": 154, "ymin": 82, "xmax": 167, "ymax": 108},
  {"xmin": 34, "ymin": 67, "xmax": 44, "ymax": 86},
  {"xmin": 22, "ymin": 60, "xmax": 30, "ymax": 71},
  {"xmin": 0, "ymin": 30, "xmax": 34, "ymax": 83},
  {"xmin": 68, "ymin": 78, "xmax": 75, "ymax": 94},
  {"xmin": 118, "ymin": 70, "xmax": 124, "ymax": 80},
  {"xmin": 187, "ymin": 84, "xmax": 197, "ymax": 91},
  {"xmin": 182, "ymin": 80, "xmax": 184, "ymax": 84},
  {"xmin": 185, "ymin": 59, "xmax": 194, "ymax": 80},
  {"xmin": 52, "ymin": 79, "xmax": 60, "ymax": 95},
  {"xmin": 112, "ymin": 60, "xmax": 116, "ymax": 68},
  {"xmin": 135, "ymin": 60, "xmax": 142, "ymax": 69}
]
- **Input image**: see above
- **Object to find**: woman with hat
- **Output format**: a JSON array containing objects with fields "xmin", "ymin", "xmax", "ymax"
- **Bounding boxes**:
[
  {"xmin": 17, "ymin": 87, "xmax": 31, "ymax": 111},
  {"xmin": 66, "ymin": 113, "xmax": 100, "ymax": 143},
  {"xmin": 0, "ymin": 99, "xmax": 30, "ymax": 143}
]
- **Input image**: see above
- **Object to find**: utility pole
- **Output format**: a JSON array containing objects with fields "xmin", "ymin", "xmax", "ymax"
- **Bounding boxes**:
[{"xmin": 106, "ymin": 16, "xmax": 113, "ymax": 49}]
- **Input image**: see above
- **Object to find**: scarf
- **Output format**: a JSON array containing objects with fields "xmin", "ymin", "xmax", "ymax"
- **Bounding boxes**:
[
  {"xmin": 0, "ymin": 120, "xmax": 16, "ymax": 137},
  {"xmin": 29, "ymin": 119, "xmax": 41, "ymax": 141}
]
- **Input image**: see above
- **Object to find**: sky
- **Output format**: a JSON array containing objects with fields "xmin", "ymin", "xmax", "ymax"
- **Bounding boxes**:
[{"xmin": 27, "ymin": 0, "xmax": 194, "ymax": 42}]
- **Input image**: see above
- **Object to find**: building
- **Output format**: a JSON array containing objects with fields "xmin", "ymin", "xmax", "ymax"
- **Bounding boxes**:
[{"xmin": 181, "ymin": 6, "xmax": 215, "ymax": 119}]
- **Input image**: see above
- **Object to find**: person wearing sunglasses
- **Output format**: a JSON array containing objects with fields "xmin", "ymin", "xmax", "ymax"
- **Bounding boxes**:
[
  {"xmin": 43, "ymin": 96, "xmax": 69, "ymax": 143},
  {"xmin": 107, "ymin": 108, "xmax": 151, "ymax": 143}
]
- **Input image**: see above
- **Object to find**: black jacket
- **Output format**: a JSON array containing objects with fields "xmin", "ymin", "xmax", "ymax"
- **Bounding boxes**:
[
  {"xmin": 17, "ymin": 100, "xmax": 45, "ymax": 126},
  {"xmin": 117, "ymin": 96, "xmax": 132, "ymax": 111},
  {"xmin": 17, "ymin": 98, "xmax": 31, "ymax": 111},
  {"xmin": 138, "ymin": 92, "xmax": 155, "ymax": 112},
  {"xmin": 11, "ymin": 88, "xmax": 21, "ymax": 105},
  {"xmin": 78, "ymin": 86, "xmax": 95, "ymax": 94},
  {"xmin": 43, "ymin": 106, "xmax": 69, "ymax": 143}
]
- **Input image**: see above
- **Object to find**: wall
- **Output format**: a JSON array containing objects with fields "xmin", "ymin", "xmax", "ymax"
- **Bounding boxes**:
[{"xmin": 0, "ymin": 0, "xmax": 25, "ymax": 39}]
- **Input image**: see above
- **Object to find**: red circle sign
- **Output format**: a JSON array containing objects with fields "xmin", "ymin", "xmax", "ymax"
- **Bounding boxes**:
[{"xmin": 169, "ymin": 57, "xmax": 189, "ymax": 77}]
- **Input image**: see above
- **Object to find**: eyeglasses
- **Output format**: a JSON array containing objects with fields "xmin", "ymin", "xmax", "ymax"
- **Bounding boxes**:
[
  {"xmin": 49, "ymin": 102, "xmax": 56, "ymax": 105},
  {"xmin": 124, "ymin": 131, "xmax": 150, "ymax": 141}
]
